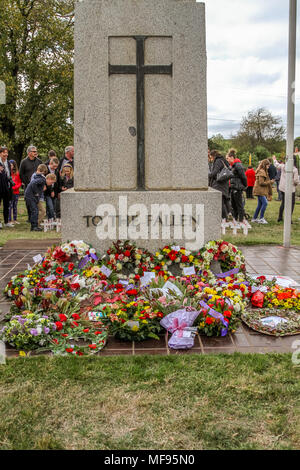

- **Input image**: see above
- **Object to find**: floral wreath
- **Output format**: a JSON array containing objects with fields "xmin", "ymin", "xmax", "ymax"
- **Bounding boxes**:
[
  {"xmin": 197, "ymin": 240, "xmax": 246, "ymax": 277},
  {"xmin": 106, "ymin": 240, "xmax": 154, "ymax": 277},
  {"xmin": 242, "ymin": 308, "xmax": 300, "ymax": 337},
  {"xmin": 152, "ymin": 245, "xmax": 201, "ymax": 277}
]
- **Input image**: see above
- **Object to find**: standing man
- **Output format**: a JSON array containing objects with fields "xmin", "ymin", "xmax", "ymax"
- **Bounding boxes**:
[
  {"xmin": 19, "ymin": 146, "xmax": 42, "ymax": 221},
  {"xmin": 58, "ymin": 146, "xmax": 74, "ymax": 171},
  {"xmin": 56, "ymin": 146, "xmax": 74, "ymax": 218}
]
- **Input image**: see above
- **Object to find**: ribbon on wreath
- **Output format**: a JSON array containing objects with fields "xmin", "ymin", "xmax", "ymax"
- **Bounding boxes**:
[
  {"xmin": 78, "ymin": 252, "xmax": 98, "ymax": 269},
  {"xmin": 168, "ymin": 318, "xmax": 188, "ymax": 338},
  {"xmin": 199, "ymin": 300, "xmax": 228, "ymax": 337},
  {"xmin": 216, "ymin": 268, "xmax": 240, "ymax": 278}
]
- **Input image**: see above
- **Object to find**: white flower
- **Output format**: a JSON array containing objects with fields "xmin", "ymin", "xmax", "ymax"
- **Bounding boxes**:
[
  {"xmin": 123, "ymin": 257, "xmax": 129, "ymax": 263},
  {"xmin": 234, "ymin": 303, "xmax": 241, "ymax": 312},
  {"xmin": 36, "ymin": 326, "xmax": 42, "ymax": 335},
  {"xmin": 175, "ymin": 258, "xmax": 180, "ymax": 263},
  {"xmin": 116, "ymin": 263, "xmax": 122, "ymax": 271}
]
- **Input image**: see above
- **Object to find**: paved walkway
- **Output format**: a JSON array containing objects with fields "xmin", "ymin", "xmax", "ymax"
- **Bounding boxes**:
[{"xmin": 1, "ymin": 241, "xmax": 299, "ymax": 357}]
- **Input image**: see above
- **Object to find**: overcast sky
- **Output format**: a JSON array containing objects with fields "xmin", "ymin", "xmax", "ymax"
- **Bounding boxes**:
[{"xmin": 200, "ymin": 0, "xmax": 300, "ymax": 138}]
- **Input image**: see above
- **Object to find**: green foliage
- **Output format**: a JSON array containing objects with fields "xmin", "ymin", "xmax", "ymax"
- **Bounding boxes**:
[
  {"xmin": 0, "ymin": 0, "xmax": 74, "ymax": 163},
  {"xmin": 208, "ymin": 134, "xmax": 233, "ymax": 154},
  {"xmin": 232, "ymin": 108, "xmax": 286, "ymax": 155}
]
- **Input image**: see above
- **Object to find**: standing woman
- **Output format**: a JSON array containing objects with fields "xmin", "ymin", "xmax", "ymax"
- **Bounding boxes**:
[
  {"xmin": 252, "ymin": 159, "xmax": 273, "ymax": 224},
  {"xmin": 0, "ymin": 146, "xmax": 14, "ymax": 228},
  {"xmin": 273, "ymin": 155, "xmax": 299, "ymax": 222},
  {"xmin": 8, "ymin": 160, "xmax": 22, "ymax": 225},
  {"xmin": 209, "ymin": 150, "xmax": 231, "ymax": 225}
]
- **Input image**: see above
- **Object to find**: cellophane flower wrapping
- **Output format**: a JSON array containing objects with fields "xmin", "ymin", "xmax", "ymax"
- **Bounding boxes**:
[{"xmin": 160, "ymin": 308, "xmax": 200, "ymax": 349}]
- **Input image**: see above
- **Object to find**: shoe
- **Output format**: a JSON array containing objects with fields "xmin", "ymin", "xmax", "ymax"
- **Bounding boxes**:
[
  {"xmin": 277, "ymin": 218, "xmax": 283, "ymax": 222},
  {"xmin": 14, "ymin": 221, "xmax": 20, "ymax": 225},
  {"xmin": 251, "ymin": 218, "xmax": 258, "ymax": 223},
  {"xmin": 4, "ymin": 223, "xmax": 14, "ymax": 228},
  {"xmin": 258, "ymin": 218, "xmax": 268, "ymax": 224},
  {"xmin": 31, "ymin": 227, "xmax": 43, "ymax": 232}
]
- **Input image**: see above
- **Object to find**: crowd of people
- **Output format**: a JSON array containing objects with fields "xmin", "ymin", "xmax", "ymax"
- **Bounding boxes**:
[
  {"xmin": 208, "ymin": 149, "xmax": 300, "ymax": 228},
  {"xmin": 0, "ymin": 145, "xmax": 74, "ymax": 231}
]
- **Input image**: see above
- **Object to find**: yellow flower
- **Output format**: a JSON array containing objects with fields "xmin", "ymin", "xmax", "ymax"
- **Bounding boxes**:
[
  {"xmin": 189, "ymin": 255, "xmax": 194, "ymax": 262},
  {"xmin": 142, "ymin": 320, "xmax": 148, "ymax": 324},
  {"xmin": 19, "ymin": 351, "xmax": 26, "ymax": 357},
  {"xmin": 132, "ymin": 325, "xmax": 139, "ymax": 332}
]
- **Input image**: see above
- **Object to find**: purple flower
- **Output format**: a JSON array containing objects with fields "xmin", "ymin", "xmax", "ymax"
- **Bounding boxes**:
[
  {"xmin": 43, "ymin": 327, "xmax": 50, "ymax": 334},
  {"xmin": 52, "ymin": 324, "xmax": 57, "ymax": 331},
  {"xmin": 42, "ymin": 315, "xmax": 49, "ymax": 319},
  {"xmin": 30, "ymin": 329, "xmax": 38, "ymax": 336}
]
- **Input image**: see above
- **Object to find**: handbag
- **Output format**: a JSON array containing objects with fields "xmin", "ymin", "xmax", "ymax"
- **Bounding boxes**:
[{"xmin": 216, "ymin": 163, "xmax": 233, "ymax": 183}]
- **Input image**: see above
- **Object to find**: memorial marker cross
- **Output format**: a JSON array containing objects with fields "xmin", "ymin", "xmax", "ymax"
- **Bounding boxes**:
[{"xmin": 109, "ymin": 36, "xmax": 173, "ymax": 190}]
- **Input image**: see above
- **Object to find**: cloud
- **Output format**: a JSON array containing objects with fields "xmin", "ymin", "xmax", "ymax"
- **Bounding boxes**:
[{"xmin": 197, "ymin": 0, "xmax": 300, "ymax": 138}]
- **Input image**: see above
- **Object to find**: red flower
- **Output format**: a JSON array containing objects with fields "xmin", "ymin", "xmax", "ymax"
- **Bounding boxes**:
[
  {"xmin": 55, "ymin": 321, "xmax": 63, "ymax": 331},
  {"xmin": 83, "ymin": 328, "xmax": 90, "ymax": 333},
  {"xmin": 72, "ymin": 313, "xmax": 80, "ymax": 320},
  {"xmin": 56, "ymin": 267, "xmax": 64, "ymax": 275},
  {"xmin": 71, "ymin": 321, "xmax": 79, "ymax": 328},
  {"xmin": 61, "ymin": 334, "xmax": 68, "ymax": 338},
  {"xmin": 127, "ymin": 289, "xmax": 138, "ymax": 296},
  {"xmin": 124, "ymin": 250, "xmax": 131, "ymax": 257},
  {"xmin": 134, "ymin": 275, "xmax": 141, "ymax": 280},
  {"xmin": 76, "ymin": 351, "xmax": 84, "ymax": 356},
  {"xmin": 59, "ymin": 314, "xmax": 68, "ymax": 322},
  {"xmin": 115, "ymin": 254, "xmax": 119, "ymax": 260},
  {"xmin": 223, "ymin": 311, "xmax": 232, "ymax": 318},
  {"xmin": 169, "ymin": 253, "xmax": 177, "ymax": 261},
  {"xmin": 205, "ymin": 317, "xmax": 214, "ymax": 325},
  {"xmin": 52, "ymin": 338, "xmax": 59, "ymax": 344},
  {"xmin": 95, "ymin": 331, "xmax": 103, "ymax": 335},
  {"xmin": 71, "ymin": 283, "xmax": 80, "ymax": 291},
  {"xmin": 68, "ymin": 263, "xmax": 74, "ymax": 271},
  {"xmin": 66, "ymin": 348, "xmax": 73, "ymax": 353},
  {"xmin": 181, "ymin": 255, "xmax": 189, "ymax": 263},
  {"xmin": 88, "ymin": 344, "xmax": 97, "ymax": 350},
  {"xmin": 156, "ymin": 312, "xmax": 164, "ymax": 318}
]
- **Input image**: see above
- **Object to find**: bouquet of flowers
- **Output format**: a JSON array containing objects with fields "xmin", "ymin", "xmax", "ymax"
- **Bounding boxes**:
[
  {"xmin": 0, "ymin": 313, "xmax": 57, "ymax": 350},
  {"xmin": 196, "ymin": 298, "xmax": 240, "ymax": 337},
  {"xmin": 107, "ymin": 299, "xmax": 164, "ymax": 341}
]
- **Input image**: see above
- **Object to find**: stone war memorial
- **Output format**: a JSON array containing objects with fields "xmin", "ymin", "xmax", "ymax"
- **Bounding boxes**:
[{"xmin": 62, "ymin": 0, "xmax": 221, "ymax": 251}]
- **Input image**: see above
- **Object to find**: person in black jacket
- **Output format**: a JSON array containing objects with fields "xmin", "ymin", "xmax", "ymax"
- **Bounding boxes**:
[
  {"xmin": 0, "ymin": 146, "xmax": 14, "ymax": 228},
  {"xmin": 226, "ymin": 150, "xmax": 248, "ymax": 225},
  {"xmin": 268, "ymin": 158, "xmax": 277, "ymax": 181},
  {"xmin": 24, "ymin": 165, "xmax": 48, "ymax": 231},
  {"xmin": 209, "ymin": 150, "xmax": 231, "ymax": 223},
  {"xmin": 19, "ymin": 146, "xmax": 42, "ymax": 222}
]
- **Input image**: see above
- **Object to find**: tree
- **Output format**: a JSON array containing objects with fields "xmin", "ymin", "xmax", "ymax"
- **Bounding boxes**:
[
  {"xmin": 232, "ymin": 108, "xmax": 285, "ymax": 155},
  {"xmin": 0, "ymin": 0, "xmax": 74, "ymax": 163}
]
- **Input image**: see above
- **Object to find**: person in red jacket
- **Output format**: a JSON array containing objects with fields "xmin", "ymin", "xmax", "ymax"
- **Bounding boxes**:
[
  {"xmin": 245, "ymin": 166, "xmax": 256, "ymax": 199},
  {"xmin": 8, "ymin": 160, "xmax": 22, "ymax": 225}
]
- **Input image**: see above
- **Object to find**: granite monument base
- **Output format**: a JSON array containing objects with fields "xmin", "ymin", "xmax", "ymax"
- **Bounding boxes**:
[{"xmin": 61, "ymin": 189, "xmax": 221, "ymax": 253}]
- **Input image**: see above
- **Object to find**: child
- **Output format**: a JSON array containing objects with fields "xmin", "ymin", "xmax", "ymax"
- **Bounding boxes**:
[
  {"xmin": 44, "ymin": 172, "xmax": 58, "ymax": 221},
  {"xmin": 25, "ymin": 164, "xmax": 48, "ymax": 231},
  {"xmin": 8, "ymin": 160, "xmax": 22, "ymax": 225},
  {"xmin": 60, "ymin": 164, "xmax": 74, "ymax": 191},
  {"xmin": 45, "ymin": 157, "xmax": 59, "ymax": 220}
]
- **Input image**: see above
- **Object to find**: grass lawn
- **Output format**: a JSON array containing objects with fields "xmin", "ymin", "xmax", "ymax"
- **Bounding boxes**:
[
  {"xmin": 224, "ymin": 197, "xmax": 300, "ymax": 246},
  {"xmin": 0, "ymin": 354, "xmax": 299, "ymax": 450},
  {"xmin": 0, "ymin": 198, "xmax": 60, "ymax": 247}
]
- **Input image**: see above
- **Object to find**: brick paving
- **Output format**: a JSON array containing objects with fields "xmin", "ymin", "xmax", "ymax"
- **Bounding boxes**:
[{"xmin": 1, "ymin": 241, "xmax": 300, "ymax": 357}]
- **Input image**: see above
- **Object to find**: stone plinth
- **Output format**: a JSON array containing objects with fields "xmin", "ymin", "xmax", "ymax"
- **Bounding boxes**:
[{"xmin": 61, "ymin": 189, "xmax": 221, "ymax": 253}]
